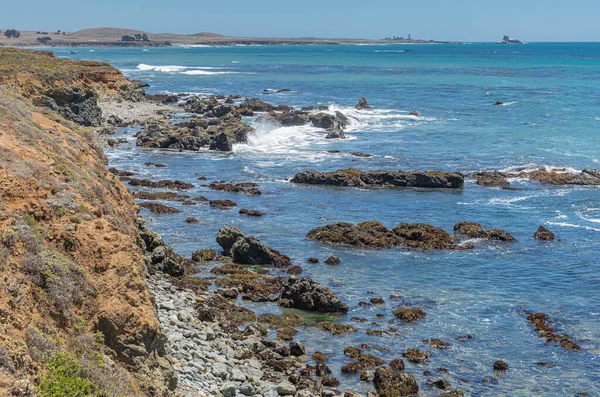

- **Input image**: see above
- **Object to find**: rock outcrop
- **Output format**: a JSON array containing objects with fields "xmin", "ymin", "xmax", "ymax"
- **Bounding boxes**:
[
  {"xmin": 471, "ymin": 168, "xmax": 600, "ymax": 187},
  {"xmin": 292, "ymin": 168, "xmax": 464, "ymax": 189},
  {"xmin": 280, "ymin": 276, "xmax": 349, "ymax": 313},
  {"xmin": 454, "ymin": 222, "xmax": 516, "ymax": 242},
  {"xmin": 355, "ymin": 96, "xmax": 371, "ymax": 110},
  {"xmin": 307, "ymin": 221, "xmax": 468, "ymax": 250},
  {"xmin": 137, "ymin": 116, "xmax": 252, "ymax": 152},
  {"xmin": 373, "ymin": 366, "xmax": 419, "ymax": 396},
  {"xmin": 534, "ymin": 226, "xmax": 555, "ymax": 241},
  {"xmin": 216, "ymin": 227, "xmax": 291, "ymax": 267}
]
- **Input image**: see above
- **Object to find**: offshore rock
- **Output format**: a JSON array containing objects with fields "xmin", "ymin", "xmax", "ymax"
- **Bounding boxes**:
[
  {"xmin": 534, "ymin": 226, "xmax": 555, "ymax": 241},
  {"xmin": 355, "ymin": 96, "xmax": 371, "ymax": 110},
  {"xmin": 454, "ymin": 222, "xmax": 516, "ymax": 242},
  {"xmin": 280, "ymin": 276, "xmax": 349, "ymax": 313},
  {"xmin": 307, "ymin": 221, "xmax": 400, "ymax": 249},
  {"xmin": 291, "ymin": 168, "xmax": 464, "ymax": 189}
]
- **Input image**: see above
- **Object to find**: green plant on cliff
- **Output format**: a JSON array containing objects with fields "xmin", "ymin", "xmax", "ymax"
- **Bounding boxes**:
[{"xmin": 37, "ymin": 353, "xmax": 108, "ymax": 397}]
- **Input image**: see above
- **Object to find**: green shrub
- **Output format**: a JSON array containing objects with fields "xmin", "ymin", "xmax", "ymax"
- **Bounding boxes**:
[{"xmin": 37, "ymin": 353, "xmax": 107, "ymax": 397}]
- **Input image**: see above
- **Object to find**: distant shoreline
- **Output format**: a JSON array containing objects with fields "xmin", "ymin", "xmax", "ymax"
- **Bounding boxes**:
[{"xmin": 0, "ymin": 27, "xmax": 461, "ymax": 47}]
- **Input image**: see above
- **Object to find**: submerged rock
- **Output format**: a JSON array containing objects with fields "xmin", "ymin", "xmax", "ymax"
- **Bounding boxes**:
[
  {"xmin": 470, "ymin": 171, "xmax": 511, "ymax": 188},
  {"xmin": 534, "ymin": 226, "xmax": 555, "ymax": 241},
  {"xmin": 454, "ymin": 222, "xmax": 516, "ymax": 242},
  {"xmin": 393, "ymin": 308, "xmax": 426, "ymax": 323},
  {"xmin": 373, "ymin": 366, "xmax": 418, "ymax": 397},
  {"xmin": 291, "ymin": 168, "xmax": 464, "ymax": 189},
  {"xmin": 525, "ymin": 312, "xmax": 581, "ymax": 351},
  {"xmin": 280, "ymin": 276, "xmax": 349, "ymax": 313},
  {"xmin": 402, "ymin": 348, "xmax": 431, "ymax": 364},
  {"xmin": 138, "ymin": 202, "xmax": 180, "ymax": 214}
]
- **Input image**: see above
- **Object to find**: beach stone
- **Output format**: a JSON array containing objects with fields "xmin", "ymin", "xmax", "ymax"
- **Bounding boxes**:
[{"xmin": 275, "ymin": 380, "xmax": 296, "ymax": 395}]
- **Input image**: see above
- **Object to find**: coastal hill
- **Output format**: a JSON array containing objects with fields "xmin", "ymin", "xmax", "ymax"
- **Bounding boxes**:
[
  {"xmin": 0, "ymin": 27, "xmax": 458, "ymax": 46},
  {"xmin": 0, "ymin": 47, "xmax": 178, "ymax": 395}
]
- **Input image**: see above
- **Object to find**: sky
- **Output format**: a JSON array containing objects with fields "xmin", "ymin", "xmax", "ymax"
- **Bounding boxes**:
[{"xmin": 2, "ymin": 0, "xmax": 599, "ymax": 42}]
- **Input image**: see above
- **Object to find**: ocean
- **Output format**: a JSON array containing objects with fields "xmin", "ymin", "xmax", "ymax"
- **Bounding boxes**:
[{"xmin": 54, "ymin": 43, "xmax": 600, "ymax": 396}]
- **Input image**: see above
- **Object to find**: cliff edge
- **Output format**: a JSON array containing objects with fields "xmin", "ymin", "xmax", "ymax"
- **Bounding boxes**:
[{"xmin": 0, "ymin": 48, "xmax": 176, "ymax": 396}]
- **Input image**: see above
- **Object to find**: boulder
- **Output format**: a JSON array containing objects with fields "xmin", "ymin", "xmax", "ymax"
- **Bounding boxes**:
[
  {"xmin": 240, "ymin": 98, "xmax": 273, "ymax": 112},
  {"xmin": 453, "ymin": 222, "xmax": 516, "ymax": 242},
  {"xmin": 325, "ymin": 123, "xmax": 345, "ymax": 139},
  {"xmin": 216, "ymin": 226, "xmax": 244, "ymax": 255},
  {"xmin": 231, "ymin": 236, "xmax": 291, "ymax": 267},
  {"xmin": 470, "ymin": 171, "xmax": 511, "ymax": 188},
  {"xmin": 373, "ymin": 366, "xmax": 418, "ymax": 397},
  {"xmin": 355, "ymin": 97, "xmax": 371, "ymax": 110},
  {"xmin": 534, "ymin": 226, "xmax": 555, "ymax": 241},
  {"xmin": 280, "ymin": 276, "xmax": 349, "ymax": 313},
  {"xmin": 291, "ymin": 168, "xmax": 464, "ymax": 189},
  {"xmin": 493, "ymin": 360, "xmax": 508, "ymax": 372},
  {"xmin": 393, "ymin": 308, "xmax": 425, "ymax": 322},
  {"xmin": 191, "ymin": 248, "xmax": 216, "ymax": 262}
]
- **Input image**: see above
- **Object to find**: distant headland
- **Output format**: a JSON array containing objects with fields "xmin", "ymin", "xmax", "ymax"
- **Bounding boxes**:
[{"xmin": 0, "ymin": 27, "xmax": 461, "ymax": 47}]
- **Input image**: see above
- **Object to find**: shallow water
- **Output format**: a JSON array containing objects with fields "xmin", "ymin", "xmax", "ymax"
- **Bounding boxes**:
[{"xmin": 56, "ymin": 43, "xmax": 600, "ymax": 396}]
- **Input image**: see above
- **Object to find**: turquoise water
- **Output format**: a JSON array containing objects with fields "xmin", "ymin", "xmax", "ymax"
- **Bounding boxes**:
[{"xmin": 56, "ymin": 44, "xmax": 599, "ymax": 396}]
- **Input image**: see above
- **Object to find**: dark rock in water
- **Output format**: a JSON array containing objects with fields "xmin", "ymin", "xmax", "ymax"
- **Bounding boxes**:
[
  {"xmin": 208, "ymin": 131, "xmax": 234, "ymax": 151},
  {"xmin": 291, "ymin": 168, "xmax": 464, "ymax": 189},
  {"xmin": 518, "ymin": 168, "xmax": 600, "ymax": 186},
  {"xmin": 286, "ymin": 265, "xmax": 303, "ymax": 275},
  {"xmin": 427, "ymin": 378, "xmax": 451, "ymax": 390},
  {"xmin": 137, "ymin": 119, "xmax": 210, "ymax": 150},
  {"xmin": 280, "ymin": 275, "xmax": 349, "ymax": 313},
  {"xmin": 215, "ymin": 226, "xmax": 290, "ymax": 267},
  {"xmin": 534, "ymin": 226, "xmax": 555, "ymax": 241},
  {"xmin": 326, "ymin": 123, "xmax": 345, "ymax": 139},
  {"xmin": 133, "ymin": 191, "xmax": 189, "ymax": 201},
  {"xmin": 373, "ymin": 366, "xmax": 419, "ymax": 397},
  {"xmin": 317, "ymin": 321, "xmax": 357, "ymax": 335},
  {"xmin": 231, "ymin": 236, "xmax": 292, "ymax": 267},
  {"xmin": 402, "ymin": 348, "xmax": 431, "ymax": 363},
  {"xmin": 321, "ymin": 376, "xmax": 340, "ymax": 387},
  {"xmin": 355, "ymin": 96, "xmax": 371, "ymax": 110},
  {"xmin": 370, "ymin": 297, "xmax": 385, "ymax": 305},
  {"xmin": 312, "ymin": 352, "xmax": 329, "ymax": 363},
  {"xmin": 389, "ymin": 359, "xmax": 405, "ymax": 371},
  {"xmin": 308, "ymin": 221, "xmax": 400, "ymax": 249},
  {"xmin": 454, "ymin": 222, "xmax": 516, "ymax": 242},
  {"xmin": 277, "ymin": 88, "xmax": 292, "ymax": 93},
  {"xmin": 328, "ymin": 150, "xmax": 341, "ymax": 153},
  {"xmin": 216, "ymin": 226, "xmax": 244, "ymax": 255},
  {"xmin": 324, "ymin": 256, "xmax": 341, "ymax": 265},
  {"xmin": 441, "ymin": 391, "xmax": 465, "ymax": 397},
  {"xmin": 351, "ymin": 152, "xmax": 372, "ymax": 158},
  {"xmin": 308, "ymin": 221, "xmax": 468, "ymax": 251},
  {"xmin": 536, "ymin": 362, "xmax": 556, "ymax": 368},
  {"xmin": 471, "ymin": 171, "xmax": 511, "ymax": 188},
  {"xmin": 493, "ymin": 360, "xmax": 509, "ymax": 372},
  {"xmin": 525, "ymin": 312, "xmax": 581, "ymax": 351},
  {"xmin": 239, "ymin": 208, "xmax": 265, "ymax": 217},
  {"xmin": 423, "ymin": 339, "xmax": 451, "ymax": 349},
  {"xmin": 241, "ymin": 98, "xmax": 274, "ymax": 112},
  {"xmin": 191, "ymin": 248, "xmax": 216, "ymax": 262},
  {"xmin": 409, "ymin": 111, "xmax": 421, "ymax": 118},
  {"xmin": 494, "ymin": 101, "xmax": 504, "ymax": 106},
  {"xmin": 393, "ymin": 307, "xmax": 426, "ymax": 322},
  {"xmin": 209, "ymin": 182, "xmax": 261, "ymax": 195},
  {"xmin": 393, "ymin": 223, "xmax": 469, "ymax": 250},
  {"xmin": 184, "ymin": 217, "xmax": 200, "ymax": 224},
  {"xmin": 310, "ymin": 112, "xmax": 336, "ymax": 129},
  {"xmin": 307, "ymin": 257, "xmax": 319, "ymax": 263},
  {"xmin": 139, "ymin": 202, "xmax": 180, "ymax": 214},
  {"xmin": 209, "ymin": 199, "xmax": 237, "ymax": 209},
  {"xmin": 289, "ymin": 341, "xmax": 306, "ymax": 356}
]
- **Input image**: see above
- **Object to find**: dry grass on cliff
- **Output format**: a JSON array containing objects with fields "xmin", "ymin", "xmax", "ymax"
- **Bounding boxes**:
[{"xmin": 0, "ymin": 84, "xmax": 167, "ymax": 394}]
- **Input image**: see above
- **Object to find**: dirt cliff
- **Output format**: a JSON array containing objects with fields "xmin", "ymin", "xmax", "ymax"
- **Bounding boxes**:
[{"xmin": 0, "ymin": 48, "xmax": 176, "ymax": 396}]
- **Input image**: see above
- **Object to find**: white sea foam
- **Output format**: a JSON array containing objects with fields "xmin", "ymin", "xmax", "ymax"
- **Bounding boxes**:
[
  {"xmin": 546, "ymin": 221, "xmax": 600, "ymax": 232},
  {"xmin": 136, "ymin": 64, "xmax": 235, "ymax": 74},
  {"xmin": 498, "ymin": 164, "xmax": 582, "ymax": 174}
]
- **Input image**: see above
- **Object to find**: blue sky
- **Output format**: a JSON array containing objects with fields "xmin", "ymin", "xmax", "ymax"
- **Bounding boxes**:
[{"xmin": 2, "ymin": 0, "xmax": 599, "ymax": 42}]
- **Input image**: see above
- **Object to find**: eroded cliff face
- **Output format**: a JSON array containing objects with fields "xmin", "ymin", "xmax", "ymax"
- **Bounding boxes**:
[{"xmin": 0, "ymin": 49, "xmax": 175, "ymax": 396}]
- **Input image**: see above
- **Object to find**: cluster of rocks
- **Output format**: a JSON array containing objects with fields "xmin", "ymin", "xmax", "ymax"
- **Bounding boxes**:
[
  {"xmin": 525, "ymin": 312, "xmax": 581, "ymax": 351},
  {"xmin": 291, "ymin": 169, "xmax": 465, "ymax": 189},
  {"xmin": 470, "ymin": 168, "xmax": 600, "ymax": 188},
  {"xmin": 307, "ymin": 221, "xmax": 472, "ymax": 251},
  {"xmin": 136, "ymin": 115, "xmax": 253, "ymax": 152}
]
